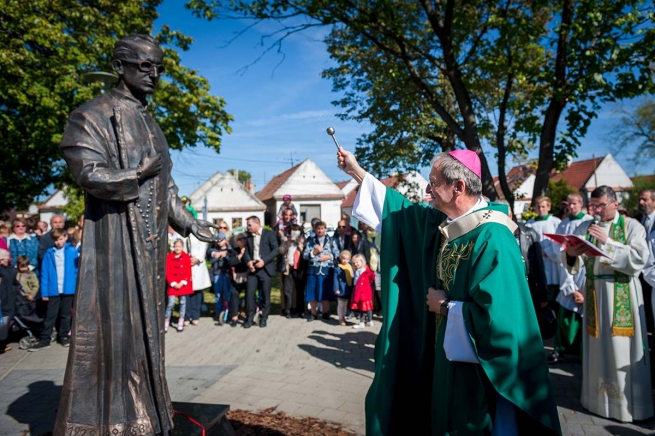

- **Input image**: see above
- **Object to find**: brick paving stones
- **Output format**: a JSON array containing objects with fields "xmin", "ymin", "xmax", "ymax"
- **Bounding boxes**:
[{"xmin": 0, "ymin": 316, "xmax": 654, "ymax": 435}]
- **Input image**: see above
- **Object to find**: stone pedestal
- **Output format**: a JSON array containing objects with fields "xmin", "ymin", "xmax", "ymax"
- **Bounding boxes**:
[{"xmin": 172, "ymin": 402, "xmax": 236, "ymax": 436}]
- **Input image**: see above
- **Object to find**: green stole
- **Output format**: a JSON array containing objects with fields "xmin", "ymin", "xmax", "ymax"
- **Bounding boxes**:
[
  {"xmin": 533, "ymin": 214, "xmax": 551, "ymax": 221},
  {"xmin": 569, "ymin": 212, "xmax": 585, "ymax": 221},
  {"xmin": 584, "ymin": 214, "xmax": 634, "ymax": 337}
]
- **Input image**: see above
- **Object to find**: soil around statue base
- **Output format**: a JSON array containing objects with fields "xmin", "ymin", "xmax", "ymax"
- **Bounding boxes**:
[{"xmin": 228, "ymin": 407, "xmax": 358, "ymax": 436}]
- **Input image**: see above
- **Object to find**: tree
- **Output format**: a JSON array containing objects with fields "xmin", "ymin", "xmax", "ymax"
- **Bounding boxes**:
[
  {"xmin": 186, "ymin": 0, "xmax": 654, "ymax": 209},
  {"xmin": 612, "ymin": 97, "xmax": 655, "ymax": 164},
  {"xmin": 547, "ymin": 179, "xmax": 576, "ymax": 217},
  {"xmin": 60, "ymin": 185, "xmax": 85, "ymax": 223},
  {"xmin": 0, "ymin": 0, "xmax": 233, "ymax": 212},
  {"xmin": 623, "ymin": 175, "xmax": 655, "ymax": 216},
  {"xmin": 227, "ymin": 169, "xmax": 253, "ymax": 183}
]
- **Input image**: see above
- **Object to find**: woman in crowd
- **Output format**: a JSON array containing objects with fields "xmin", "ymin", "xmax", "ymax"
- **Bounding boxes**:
[
  {"xmin": 7, "ymin": 218, "xmax": 38, "ymax": 270},
  {"xmin": 226, "ymin": 232, "xmax": 249, "ymax": 327},
  {"xmin": 208, "ymin": 227, "xmax": 232, "ymax": 325}
]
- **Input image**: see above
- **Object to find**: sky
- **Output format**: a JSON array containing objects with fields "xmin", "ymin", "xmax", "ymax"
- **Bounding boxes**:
[{"xmin": 154, "ymin": 1, "xmax": 650, "ymax": 198}]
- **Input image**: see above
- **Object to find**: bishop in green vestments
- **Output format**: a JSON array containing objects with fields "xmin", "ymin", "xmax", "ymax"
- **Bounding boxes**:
[{"xmin": 337, "ymin": 148, "xmax": 561, "ymax": 435}]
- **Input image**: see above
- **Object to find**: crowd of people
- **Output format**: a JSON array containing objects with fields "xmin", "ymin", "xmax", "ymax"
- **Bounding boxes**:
[
  {"xmin": 0, "ymin": 215, "xmax": 82, "ymax": 353},
  {"xmin": 164, "ymin": 205, "xmax": 383, "ymax": 331}
]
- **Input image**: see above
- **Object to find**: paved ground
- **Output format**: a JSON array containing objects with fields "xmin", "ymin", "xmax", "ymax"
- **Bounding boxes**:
[{"xmin": 0, "ymin": 315, "xmax": 654, "ymax": 436}]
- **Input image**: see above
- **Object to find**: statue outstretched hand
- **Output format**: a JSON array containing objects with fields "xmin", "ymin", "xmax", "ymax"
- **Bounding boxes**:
[
  {"xmin": 191, "ymin": 220, "xmax": 219, "ymax": 242},
  {"xmin": 337, "ymin": 147, "xmax": 366, "ymax": 184}
]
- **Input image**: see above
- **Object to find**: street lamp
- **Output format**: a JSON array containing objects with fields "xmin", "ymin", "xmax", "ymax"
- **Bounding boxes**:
[{"xmin": 83, "ymin": 71, "xmax": 118, "ymax": 94}]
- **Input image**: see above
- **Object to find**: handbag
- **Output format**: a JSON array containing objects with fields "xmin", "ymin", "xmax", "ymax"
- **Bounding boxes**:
[{"xmin": 233, "ymin": 271, "xmax": 248, "ymax": 284}]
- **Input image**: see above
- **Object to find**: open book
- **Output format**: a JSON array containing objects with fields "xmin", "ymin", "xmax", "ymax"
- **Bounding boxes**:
[{"xmin": 544, "ymin": 233, "xmax": 613, "ymax": 260}]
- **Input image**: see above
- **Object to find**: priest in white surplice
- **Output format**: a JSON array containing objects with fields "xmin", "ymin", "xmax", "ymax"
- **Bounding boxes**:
[{"xmin": 565, "ymin": 186, "xmax": 653, "ymax": 422}]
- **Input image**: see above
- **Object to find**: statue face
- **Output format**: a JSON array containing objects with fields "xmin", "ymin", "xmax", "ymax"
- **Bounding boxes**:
[{"xmin": 115, "ymin": 43, "xmax": 164, "ymax": 98}]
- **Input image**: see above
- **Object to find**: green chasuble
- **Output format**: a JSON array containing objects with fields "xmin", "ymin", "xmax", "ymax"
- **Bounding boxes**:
[{"xmin": 365, "ymin": 188, "xmax": 561, "ymax": 435}]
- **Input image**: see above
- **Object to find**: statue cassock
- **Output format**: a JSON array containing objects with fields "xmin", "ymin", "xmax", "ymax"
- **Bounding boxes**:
[{"xmin": 54, "ymin": 34, "xmax": 217, "ymax": 436}]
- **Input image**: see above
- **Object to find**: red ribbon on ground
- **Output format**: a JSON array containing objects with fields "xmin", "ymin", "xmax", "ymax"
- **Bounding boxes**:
[{"xmin": 173, "ymin": 409, "xmax": 206, "ymax": 436}]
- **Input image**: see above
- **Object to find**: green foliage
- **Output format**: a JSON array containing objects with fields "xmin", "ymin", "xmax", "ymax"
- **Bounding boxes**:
[
  {"xmin": 547, "ymin": 179, "xmax": 577, "ymax": 217},
  {"xmin": 227, "ymin": 169, "xmax": 252, "ymax": 182},
  {"xmin": 186, "ymin": 0, "xmax": 655, "ymax": 206},
  {"xmin": 0, "ymin": 0, "xmax": 233, "ymax": 212},
  {"xmin": 611, "ymin": 98, "xmax": 655, "ymax": 165},
  {"xmin": 60, "ymin": 185, "xmax": 85, "ymax": 222},
  {"xmin": 623, "ymin": 176, "xmax": 655, "ymax": 216}
]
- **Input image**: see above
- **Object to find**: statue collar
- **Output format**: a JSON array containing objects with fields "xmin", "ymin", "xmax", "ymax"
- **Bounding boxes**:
[{"xmin": 110, "ymin": 87, "xmax": 148, "ymax": 111}]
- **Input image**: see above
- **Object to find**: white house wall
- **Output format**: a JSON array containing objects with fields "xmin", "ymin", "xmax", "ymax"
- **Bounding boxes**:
[
  {"xmin": 584, "ymin": 154, "xmax": 633, "ymax": 191},
  {"xmin": 275, "ymin": 199, "xmax": 343, "ymax": 229},
  {"xmin": 278, "ymin": 160, "xmax": 345, "ymax": 198},
  {"xmin": 205, "ymin": 210, "xmax": 264, "ymax": 234}
]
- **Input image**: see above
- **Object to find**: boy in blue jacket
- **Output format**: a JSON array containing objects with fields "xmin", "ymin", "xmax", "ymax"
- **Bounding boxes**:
[{"xmin": 30, "ymin": 228, "xmax": 78, "ymax": 350}]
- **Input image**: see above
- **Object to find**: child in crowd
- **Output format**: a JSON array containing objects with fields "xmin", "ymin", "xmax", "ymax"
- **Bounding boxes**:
[
  {"xmin": 31, "ymin": 228, "xmax": 78, "ymax": 350},
  {"xmin": 350, "ymin": 253, "xmax": 375, "ymax": 329},
  {"xmin": 208, "ymin": 232, "xmax": 231, "ymax": 325},
  {"xmin": 165, "ymin": 239, "xmax": 193, "ymax": 332},
  {"xmin": 276, "ymin": 194, "xmax": 298, "ymax": 221},
  {"xmin": 0, "ymin": 225, "xmax": 9, "ymax": 250},
  {"xmin": 333, "ymin": 250, "xmax": 353, "ymax": 326},
  {"xmin": 16, "ymin": 255, "xmax": 39, "ymax": 301}
]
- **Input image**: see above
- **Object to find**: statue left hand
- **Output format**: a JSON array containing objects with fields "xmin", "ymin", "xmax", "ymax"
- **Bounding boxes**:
[{"xmin": 191, "ymin": 220, "xmax": 219, "ymax": 242}]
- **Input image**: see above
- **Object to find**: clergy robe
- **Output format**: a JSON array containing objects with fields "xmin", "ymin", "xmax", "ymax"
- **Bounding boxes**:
[
  {"xmin": 355, "ymin": 175, "xmax": 561, "ymax": 436},
  {"xmin": 54, "ymin": 87, "xmax": 195, "ymax": 436},
  {"xmin": 528, "ymin": 215, "xmax": 562, "ymax": 287},
  {"xmin": 549, "ymin": 213, "xmax": 593, "ymax": 355},
  {"xmin": 567, "ymin": 214, "xmax": 654, "ymax": 422}
]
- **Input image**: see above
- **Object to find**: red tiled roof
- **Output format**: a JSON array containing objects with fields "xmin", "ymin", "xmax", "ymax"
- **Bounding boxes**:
[
  {"xmin": 341, "ymin": 188, "xmax": 358, "ymax": 208},
  {"xmin": 380, "ymin": 175, "xmax": 401, "ymax": 188},
  {"xmin": 551, "ymin": 156, "xmax": 604, "ymax": 190},
  {"xmin": 255, "ymin": 162, "xmax": 303, "ymax": 202},
  {"xmin": 336, "ymin": 181, "xmax": 350, "ymax": 190}
]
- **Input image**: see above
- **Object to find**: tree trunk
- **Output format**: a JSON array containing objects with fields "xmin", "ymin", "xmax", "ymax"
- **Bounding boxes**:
[
  {"xmin": 533, "ymin": 0, "xmax": 573, "ymax": 206},
  {"xmin": 533, "ymin": 100, "xmax": 565, "ymax": 204}
]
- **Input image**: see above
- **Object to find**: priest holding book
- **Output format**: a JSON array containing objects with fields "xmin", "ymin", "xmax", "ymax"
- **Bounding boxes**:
[
  {"xmin": 337, "ymin": 146, "xmax": 561, "ymax": 435},
  {"xmin": 565, "ymin": 186, "xmax": 653, "ymax": 422}
]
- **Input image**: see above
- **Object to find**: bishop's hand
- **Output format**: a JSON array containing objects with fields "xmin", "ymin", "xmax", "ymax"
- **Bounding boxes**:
[
  {"xmin": 191, "ymin": 219, "xmax": 219, "ymax": 243},
  {"xmin": 337, "ymin": 147, "xmax": 366, "ymax": 184}
]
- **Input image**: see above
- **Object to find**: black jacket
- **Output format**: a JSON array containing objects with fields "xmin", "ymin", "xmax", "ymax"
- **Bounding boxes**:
[
  {"xmin": 0, "ymin": 266, "xmax": 19, "ymax": 320},
  {"xmin": 334, "ymin": 233, "xmax": 351, "ymax": 252},
  {"xmin": 516, "ymin": 223, "xmax": 549, "ymax": 310},
  {"xmin": 38, "ymin": 230, "xmax": 54, "ymax": 267},
  {"xmin": 243, "ymin": 229, "xmax": 279, "ymax": 276}
]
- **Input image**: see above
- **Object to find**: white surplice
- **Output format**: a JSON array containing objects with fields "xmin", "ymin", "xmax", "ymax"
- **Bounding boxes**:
[
  {"xmin": 527, "ymin": 215, "xmax": 562, "ymax": 285},
  {"xmin": 549, "ymin": 215, "xmax": 593, "ymax": 312},
  {"xmin": 568, "ymin": 214, "xmax": 654, "ymax": 422}
]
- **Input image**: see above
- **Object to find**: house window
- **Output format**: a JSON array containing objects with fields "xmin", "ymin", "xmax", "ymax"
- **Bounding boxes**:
[
  {"xmin": 212, "ymin": 218, "xmax": 223, "ymax": 226},
  {"xmin": 299, "ymin": 204, "xmax": 321, "ymax": 224},
  {"xmin": 232, "ymin": 217, "xmax": 243, "ymax": 229}
]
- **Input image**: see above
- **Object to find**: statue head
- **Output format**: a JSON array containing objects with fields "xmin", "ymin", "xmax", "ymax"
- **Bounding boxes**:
[{"xmin": 111, "ymin": 34, "xmax": 164, "ymax": 100}]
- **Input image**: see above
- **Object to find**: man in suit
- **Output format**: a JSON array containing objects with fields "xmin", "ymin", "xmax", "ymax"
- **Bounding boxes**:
[
  {"xmin": 639, "ymin": 189, "xmax": 655, "ymax": 386},
  {"xmin": 334, "ymin": 219, "xmax": 351, "ymax": 252},
  {"xmin": 243, "ymin": 215, "xmax": 279, "ymax": 328}
]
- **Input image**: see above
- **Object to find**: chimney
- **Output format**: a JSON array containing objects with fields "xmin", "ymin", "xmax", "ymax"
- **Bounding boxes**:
[{"xmin": 244, "ymin": 181, "xmax": 255, "ymax": 193}]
